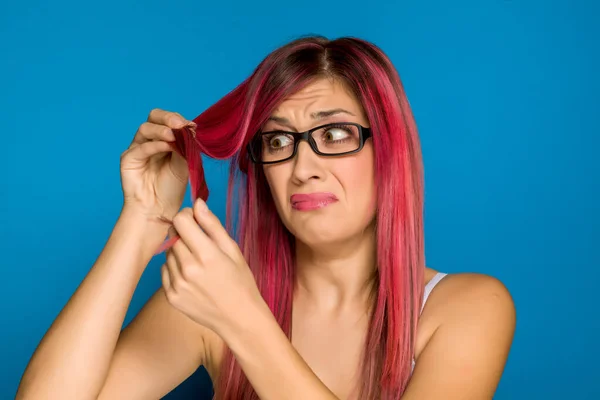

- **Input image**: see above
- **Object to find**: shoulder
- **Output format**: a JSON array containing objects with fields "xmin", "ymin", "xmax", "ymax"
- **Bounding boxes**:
[
  {"xmin": 436, "ymin": 272, "xmax": 515, "ymax": 321},
  {"xmin": 417, "ymin": 271, "xmax": 516, "ymax": 353},
  {"xmin": 433, "ymin": 272, "xmax": 513, "ymax": 305},
  {"xmin": 409, "ymin": 272, "xmax": 516, "ymax": 398},
  {"xmin": 421, "ymin": 272, "xmax": 516, "ymax": 343}
]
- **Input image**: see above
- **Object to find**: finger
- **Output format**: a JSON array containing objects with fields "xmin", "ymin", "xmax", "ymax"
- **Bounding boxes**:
[
  {"xmin": 165, "ymin": 226, "xmax": 186, "ymax": 280},
  {"xmin": 122, "ymin": 139, "xmax": 173, "ymax": 162},
  {"xmin": 169, "ymin": 218, "xmax": 198, "ymax": 271},
  {"xmin": 172, "ymin": 207, "xmax": 215, "ymax": 260},
  {"xmin": 130, "ymin": 122, "xmax": 177, "ymax": 147},
  {"xmin": 147, "ymin": 108, "xmax": 189, "ymax": 129},
  {"xmin": 165, "ymin": 246, "xmax": 184, "ymax": 286},
  {"xmin": 193, "ymin": 198, "xmax": 240, "ymax": 258},
  {"xmin": 160, "ymin": 264, "xmax": 171, "ymax": 291}
]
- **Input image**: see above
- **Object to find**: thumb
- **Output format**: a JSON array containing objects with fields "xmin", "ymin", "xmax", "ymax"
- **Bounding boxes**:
[
  {"xmin": 193, "ymin": 198, "xmax": 239, "ymax": 258},
  {"xmin": 168, "ymin": 122, "xmax": 196, "ymax": 183}
]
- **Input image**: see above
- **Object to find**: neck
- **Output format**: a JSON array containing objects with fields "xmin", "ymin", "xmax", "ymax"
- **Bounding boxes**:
[{"xmin": 293, "ymin": 224, "xmax": 377, "ymax": 316}]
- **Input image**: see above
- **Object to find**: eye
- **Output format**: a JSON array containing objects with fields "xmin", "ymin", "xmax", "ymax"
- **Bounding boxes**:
[
  {"xmin": 269, "ymin": 134, "xmax": 293, "ymax": 148},
  {"xmin": 323, "ymin": 127, "xmax": 350, "ymax": 141}
]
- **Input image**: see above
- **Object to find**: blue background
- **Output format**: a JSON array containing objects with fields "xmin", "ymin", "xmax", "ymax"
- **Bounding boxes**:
[{"xmin": 1, "ymin": 0, "xmax": 598, "ymax": 399}]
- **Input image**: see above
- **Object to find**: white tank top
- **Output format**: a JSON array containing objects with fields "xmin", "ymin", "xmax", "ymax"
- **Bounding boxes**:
[
  {"xmin": 411, "ymin": 272, "xmax": 448, "ymax": 372},
  {"xmin": 420, "ymin": 272, "xmax": 447, "ymax": 314}
]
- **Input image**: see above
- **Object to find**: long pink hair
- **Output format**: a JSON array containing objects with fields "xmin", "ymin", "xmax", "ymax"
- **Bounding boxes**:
[{"xmin": 159, "ymin": 36, "xmax": 425, "ymax": 399}]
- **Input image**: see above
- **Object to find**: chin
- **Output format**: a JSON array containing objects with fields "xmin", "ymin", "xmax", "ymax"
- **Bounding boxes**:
[
  {"xmin": 287, "ymin": 218, "xmax": 351, "ymax": 246},
  {"xmin": 298, "ymin": 231, "xmax": 345, "ymax": 247}
]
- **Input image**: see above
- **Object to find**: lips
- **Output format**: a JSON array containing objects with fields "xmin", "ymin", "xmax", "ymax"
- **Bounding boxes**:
[{"xmin": 290, "ymin": 192, "xmax": 339, "ymax": 211}]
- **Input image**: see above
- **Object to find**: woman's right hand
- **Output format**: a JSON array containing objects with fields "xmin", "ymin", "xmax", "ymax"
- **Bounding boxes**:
[{"xmin": 120, "ymin": 108, "xmax": 193, "ymax": 221}]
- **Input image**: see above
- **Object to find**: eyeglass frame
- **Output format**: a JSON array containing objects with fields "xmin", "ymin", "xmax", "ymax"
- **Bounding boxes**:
[{"xmin": 247, "ymin": 122, "xmax": 372, "ymax": 164}]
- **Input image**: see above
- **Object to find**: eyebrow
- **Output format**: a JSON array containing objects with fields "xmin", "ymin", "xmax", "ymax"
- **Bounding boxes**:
[{"xmin": 267, "ymin": 108, "xmax": 356, "ymax": 127}]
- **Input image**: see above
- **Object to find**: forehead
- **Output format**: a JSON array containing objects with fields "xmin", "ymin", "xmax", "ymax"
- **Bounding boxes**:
[{"xmin": 270, "ymin": 78, "xmax": 364, "ymax": 118}]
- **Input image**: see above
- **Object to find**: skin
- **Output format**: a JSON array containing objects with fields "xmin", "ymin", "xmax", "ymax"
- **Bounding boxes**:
[{"xmin": 16, "ymin": 80, "xmax": 516, "ymax": 400}]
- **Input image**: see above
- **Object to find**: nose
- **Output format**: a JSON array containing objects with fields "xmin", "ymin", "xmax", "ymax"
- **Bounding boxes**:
[{"xmin": 290, "ymin": 140, "xmax": 323, "ymax": 184}]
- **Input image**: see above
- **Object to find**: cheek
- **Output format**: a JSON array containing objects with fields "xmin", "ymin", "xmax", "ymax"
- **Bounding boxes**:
[{"xmin": 337, "ymin": 155, "xmax": 377, "ymax": 219}]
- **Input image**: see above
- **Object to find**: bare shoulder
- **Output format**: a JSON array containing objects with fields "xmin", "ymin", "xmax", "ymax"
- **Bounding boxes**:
[
  {"xmin": 421, "ymin": 272, "xmax": 516, "ymax": 346},
  {"xmin": 450, "ymin": 273, "xmax": 512, "ymax": 320},
  {"xmin": 408, "ymin": 272, "xmax": 516, "ymax": 399},
  {"xmin": 429, "ymin": 272, "xmax": 515, "ymax": 315}
]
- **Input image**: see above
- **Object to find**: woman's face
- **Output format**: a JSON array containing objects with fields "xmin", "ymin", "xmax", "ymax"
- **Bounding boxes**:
[{"xmin": 262, "ymin": 78, "xmax": 377, "ymax": 247}]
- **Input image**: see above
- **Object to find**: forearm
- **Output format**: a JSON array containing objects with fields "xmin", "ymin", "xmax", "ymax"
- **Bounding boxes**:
[
  {"xmin": 17, "ymin": 207, "xmax": 169, "ymax": 400},
  {"xmin": 223, "ymin": 301, "xmax": 339, "ymax": 400}
]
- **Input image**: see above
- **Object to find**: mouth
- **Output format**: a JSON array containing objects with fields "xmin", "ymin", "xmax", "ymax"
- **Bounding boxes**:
[{"xmin": 290, "ymin": 192, "xmax": 339, "ymax": 211}]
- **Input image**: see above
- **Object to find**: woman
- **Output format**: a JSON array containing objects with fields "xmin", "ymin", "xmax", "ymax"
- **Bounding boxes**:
[{"xmin": 17, "ymin": 36, "xmax": 516, "ymax": 399}]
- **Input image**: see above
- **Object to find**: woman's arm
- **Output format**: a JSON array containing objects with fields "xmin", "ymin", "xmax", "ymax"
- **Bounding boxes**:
[
  {"xmin": 402, "ymin": 274, "xmax": 516, "ymax": 399},
  {"xmin": 16, "ymin": 207, "xmax": 207, "ymax": 400},
  {"xmin": 154, "ymin": 201, "xmax": 341, "ymax": 400},
  {"xmin": 97, "ymin": 286, "xmax": 210, "ymax": 400},
  {"xmin": 220, "ymin": 299, "xmax": 340, "ymax": 400}
]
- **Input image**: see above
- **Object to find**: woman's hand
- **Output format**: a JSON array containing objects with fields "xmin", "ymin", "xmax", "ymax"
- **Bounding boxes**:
[
  {"xmin": 161, "ymin": 199, "xmax": 343, "ymax": 400},
  {"xmin": 161, "ymin": 198, "xmax": 265, "ymax": 336},
  {"xmin": 120, "ymin": 108, "xmax": 195, "ymax": 221}
]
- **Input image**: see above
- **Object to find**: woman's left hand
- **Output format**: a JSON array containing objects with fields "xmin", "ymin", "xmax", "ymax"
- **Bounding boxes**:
[{"xmin": 161, "ymin": 198, "xmax": 264, "ymax": 336}]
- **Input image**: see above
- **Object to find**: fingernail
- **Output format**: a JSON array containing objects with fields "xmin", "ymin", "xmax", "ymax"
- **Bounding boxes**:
[
  {"xmin": 195, "ymin": 198, "xmax": 208, "ymax": 213},
  {"xmin": 173, "ymin": 116, "xmax": 187, "ymax": 127}
]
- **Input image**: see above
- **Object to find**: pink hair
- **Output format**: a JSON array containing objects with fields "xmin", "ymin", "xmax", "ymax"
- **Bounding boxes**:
[{"xmin": 157, "ymin": 36, "xmax": 425, "ymax": 399}]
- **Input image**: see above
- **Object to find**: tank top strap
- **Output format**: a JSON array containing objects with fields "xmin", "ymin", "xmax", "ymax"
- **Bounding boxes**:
[
  {"xmin": 412, "ymin": 272, "xmax": 449, "ymax": 373},
  {"xmin": 411, "ymin": 272, "xmax": 448, "ymax": 370},
  {"xmin": 420, "ymin": 272, "xmax": 448, "ymax": 314}
]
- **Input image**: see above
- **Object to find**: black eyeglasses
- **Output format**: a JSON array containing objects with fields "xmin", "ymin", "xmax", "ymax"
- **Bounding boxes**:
[{"xmin": 247, "ymin": 122, "xmax": 372, "ymax": 164}]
